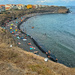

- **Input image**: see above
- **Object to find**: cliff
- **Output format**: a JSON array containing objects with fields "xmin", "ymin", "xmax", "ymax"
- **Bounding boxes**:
[
  {"xmin": 0, "ymin": 27, "xmax": 75, "ymax": 75},
  {"xmin": 32, "ymin": 6, "xmax": 69, "ymax": 13}
]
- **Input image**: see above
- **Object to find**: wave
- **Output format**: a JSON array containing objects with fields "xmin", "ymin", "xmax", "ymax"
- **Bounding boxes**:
[
  {"xmin": 57, "ymin": 42, "xmax": 75, "ymax": 53},
  {"xmin": 63, "ymin": 31, "xmax": 75, "ymax": 38}
]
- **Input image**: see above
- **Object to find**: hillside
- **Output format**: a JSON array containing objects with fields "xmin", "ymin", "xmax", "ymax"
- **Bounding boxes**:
[{"xmin": 0, "ymin": 27, "xmax": 75, "ymax": 75}]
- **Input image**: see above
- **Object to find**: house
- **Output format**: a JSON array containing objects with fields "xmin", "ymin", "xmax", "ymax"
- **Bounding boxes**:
[
  {"xmin": 32, "ymin": 5, "xmax": 35, "ymax": 9},
  {"xmin": 5, "ymin": 4, "xmax": 18, "ymax": 10},
  {"xmin": 41, "ymin": 5, "xmax": 49, "ymax": 8},
  {"xmin": 17, "ymin": 4, "xmax": 25, "ymax": 9},
  {"xmin": 5, "ymin": 7, "xmax": 10, "ymax": 10},
  {"xmin": 38, "ymin": 5, "xmax": 42, "ymax": 8},
  {"xmin": 33, "ymin": 4, "xmax": 39, "ymax": 8},
  {"xmin": 5, "ymin": 4, "xmax": 11, "ymax": 10},
  {"xmin": 27, "ymin": 4, "xmax": 32, "ymax": 9},
  {"xmin": 32, "ymin": 5, "xmax": 37, "ymax": 9},
  {"xmin": 12, "ymin": 4, "xmax": 18, "ymax": 9},
  {"xmin": 0, "ymin": 5, "xmax": 5, "ymax": 12}
]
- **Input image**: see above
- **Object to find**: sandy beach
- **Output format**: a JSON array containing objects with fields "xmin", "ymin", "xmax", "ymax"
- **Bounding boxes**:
[{"xmin": 4, "ymin": 13, "xmax": 48, "ymax": 58}]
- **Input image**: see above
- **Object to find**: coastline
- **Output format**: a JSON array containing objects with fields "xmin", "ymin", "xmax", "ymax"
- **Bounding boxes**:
[
  {"xmin": 18, "ymin": 13, "xmax": 58, "ymax": 62},
  {"xmin": 3, "ymin": 12, "xmax": 72, "ymax": 66},
  {"xmin": 4, "ymin": 13, "xmax": 59, "ymax": 62}
]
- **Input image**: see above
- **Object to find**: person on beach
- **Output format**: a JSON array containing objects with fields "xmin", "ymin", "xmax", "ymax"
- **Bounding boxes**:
[
  {"xmin": 19, "ymin": 34, "xmax": 21, "ymax": 38},
  {"xmin": 46, "ymin": 50, "xmax": 58, "ymax": 62},
  {"xmin": 34, "ymin": 51, "xmax": 39, "ymax": 55},
  {"xmin": 25, "ymin": 35, "xmax": 27, "ymax": 39},
  {"xmin": 46, "ymin": 50, "xmax": 51, "ymax": 58}
]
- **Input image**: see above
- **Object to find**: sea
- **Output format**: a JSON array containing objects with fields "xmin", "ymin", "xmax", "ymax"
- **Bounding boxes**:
[{"xmin": 21, "ymin": 6, "xmax": 75, "ymax": 67}]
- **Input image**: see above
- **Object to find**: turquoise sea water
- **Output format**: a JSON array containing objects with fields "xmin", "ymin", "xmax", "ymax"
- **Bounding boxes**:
[{"xmin": 22, "ymin": 6, "xmax": 75, "ymax": 67}]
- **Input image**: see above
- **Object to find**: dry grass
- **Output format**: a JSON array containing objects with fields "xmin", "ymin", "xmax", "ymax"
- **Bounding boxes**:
[
  {"xmin": 0, "ymin": 27, "xmax": 16, "ymax": 45},
  {"xmin": 0, "ymin": 27, "xmax": 75, "ymax": 75}
]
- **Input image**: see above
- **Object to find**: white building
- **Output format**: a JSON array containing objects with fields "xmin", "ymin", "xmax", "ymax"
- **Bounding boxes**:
[
  {"xmin": 5, "ymin": 4, "xmax": 11, "ymax": 10},
  {"xmin": 17, "ymin": 4, "xmax": 25, "ymax": 9}
]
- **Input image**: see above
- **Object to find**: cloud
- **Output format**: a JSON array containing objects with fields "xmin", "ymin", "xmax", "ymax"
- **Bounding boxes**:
[
  {"xmin": 37, "ymin": 0, "xmax": 75, "ymax": 3},
  {"xmin": 62, "ymin": 0, "xmax": 75, "ymax": 1},
  {"xmin": 37, "ymin": 0, "xmax": 58, "ymax": 3},
  {"xmin": 0, "ymin": 0, "xmax": 75, "ymax": 5},
  {"xmin": 62, "ymin": 0, "xmax": 75, "ymax": 3},
  {"xmin": 1, "ymin": 0, "xmax": 75, "ymax": 3}
]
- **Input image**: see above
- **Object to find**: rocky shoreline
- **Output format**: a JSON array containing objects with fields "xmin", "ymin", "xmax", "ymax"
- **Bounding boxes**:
[{"xmin": 31, "ymin": 6, "xmax": 69, "ymax": 14}]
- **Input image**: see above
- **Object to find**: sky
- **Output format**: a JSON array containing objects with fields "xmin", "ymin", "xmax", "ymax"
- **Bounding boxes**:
[{"xmin": 0, "ymin": 0, "xmax": 75, "ymax": 6}]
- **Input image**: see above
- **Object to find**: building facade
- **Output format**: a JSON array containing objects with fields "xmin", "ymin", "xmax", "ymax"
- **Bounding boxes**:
[
  {"xmin": 5, "ymin": 4, "xmax": 11, "ymax": 10},
  {"xmin": 27, "ymin": 5, "xmax": 32, "ymax": 9},
  {"xmin": 17, "ymin": 4, "xmax": 25, "ymax": 9},
  {"xmin": 0, "ymin": 5, "xmax": 5, "ymax": 12}
]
